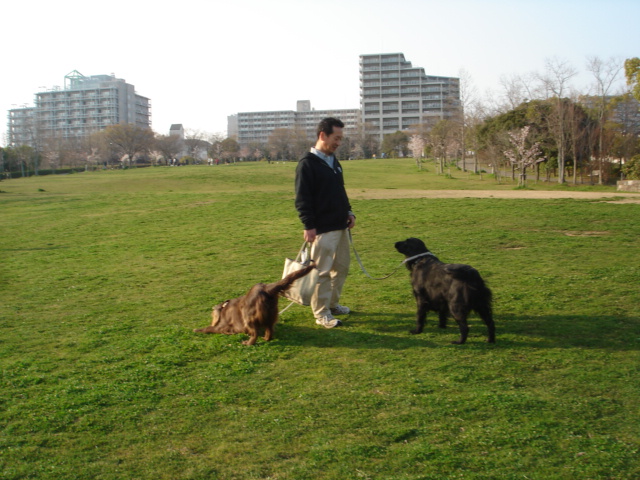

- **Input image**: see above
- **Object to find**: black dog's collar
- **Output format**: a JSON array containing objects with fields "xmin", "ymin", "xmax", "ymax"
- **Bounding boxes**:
[{"xmin": 402, "ymin": 252, "xmax": 436, "ymax": 264}]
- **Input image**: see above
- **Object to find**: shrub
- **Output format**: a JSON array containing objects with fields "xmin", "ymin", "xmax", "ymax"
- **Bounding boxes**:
[{"xmin": 622, "ymin": 155, "xmax": 640, "ymax": 180}]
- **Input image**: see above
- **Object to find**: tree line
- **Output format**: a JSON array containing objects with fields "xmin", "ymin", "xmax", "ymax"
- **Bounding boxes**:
[
  {"xmin": 3, "ymin": 57, "xmax": 639, "ymax": 183},
  {"xmin": 386, "ymin": 57, "xmax": 640, "ymax": 185}
]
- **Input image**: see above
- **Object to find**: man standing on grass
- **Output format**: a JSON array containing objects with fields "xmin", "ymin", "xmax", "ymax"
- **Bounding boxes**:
[{"xmin": 295, "ymin": 117, "xmax": 356, "ymax": 328}]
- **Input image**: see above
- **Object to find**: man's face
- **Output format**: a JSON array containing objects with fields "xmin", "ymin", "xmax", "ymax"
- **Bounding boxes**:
[{"xmin": 320, "ymin": 126, "xmax": 343, "ymax": 155}]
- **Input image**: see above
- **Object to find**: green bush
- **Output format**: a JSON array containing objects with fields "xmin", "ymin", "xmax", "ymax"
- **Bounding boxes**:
[{"xmin": 622, "ymin": 155, "xmax": 640, "ymax": 179}]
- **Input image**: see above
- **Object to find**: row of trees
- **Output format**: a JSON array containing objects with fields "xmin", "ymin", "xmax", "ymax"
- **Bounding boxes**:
[
  {"xmin": 388, "ymin": 57, "xmax": 640, "ymax": 185},
  {"xmin": 3, "ymin": 57, "xmax": 639, "ymax": 183},
  {"xmin": 0, "ymin": 125, "xmax": 244, "ymax": 176}
]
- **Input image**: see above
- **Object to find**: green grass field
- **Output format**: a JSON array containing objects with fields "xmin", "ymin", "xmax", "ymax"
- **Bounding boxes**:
[{"xmin": 1, "ymin": 160, "xmax": 639, "ymax": 479}]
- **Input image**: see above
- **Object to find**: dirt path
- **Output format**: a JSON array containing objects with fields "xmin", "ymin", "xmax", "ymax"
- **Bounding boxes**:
[{"xmin": 348, "ymin": 189, "xmax": 640, "ymax": 203}]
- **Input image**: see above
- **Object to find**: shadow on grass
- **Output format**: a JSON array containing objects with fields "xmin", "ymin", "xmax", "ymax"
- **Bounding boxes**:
[
  {"xmin": 272, "ymin": 311, "xmax": 639, "ymax": 351},
  {"xmin": 494, "ymin": 312, "xmax": 640, "ymax": 351}
]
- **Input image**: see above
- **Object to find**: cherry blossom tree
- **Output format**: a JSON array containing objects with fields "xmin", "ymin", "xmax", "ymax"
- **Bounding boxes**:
[
  {"xmin": 408, "ymin": 134, "xmax": 425, "ymax": 170},
  {"xmin": 504, "ymin": 126, "xmax": 546, "ymax": 187}
]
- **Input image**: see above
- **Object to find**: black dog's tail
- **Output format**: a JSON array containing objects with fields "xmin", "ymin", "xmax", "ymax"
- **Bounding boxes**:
[{"xmin": 265, "ymin": 261, "xmax": 316, "ymax": 297}]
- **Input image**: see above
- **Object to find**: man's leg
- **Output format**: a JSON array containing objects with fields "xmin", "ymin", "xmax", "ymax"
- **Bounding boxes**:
[
  {"xmin": 310, "ymin": 230, "xmax": 341, "ymax": 319},
  {"xmin": 329, "ymin": 229, "xmax": 350, "ymax": 308}
]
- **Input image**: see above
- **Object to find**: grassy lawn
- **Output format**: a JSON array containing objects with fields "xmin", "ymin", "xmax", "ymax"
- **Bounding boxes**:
[{"xmin": 1, "ymin": 160, "xmax": 639, "ymax": 479}]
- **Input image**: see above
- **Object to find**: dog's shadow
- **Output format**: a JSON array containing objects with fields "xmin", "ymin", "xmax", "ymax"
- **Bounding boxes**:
[
  {"xmin": 275, "ymin": 311, "xmax": 468, "ymax": 350},
  {"xmin": 272, "ymin": 312, "xmax": 639, "ymax": 351}
]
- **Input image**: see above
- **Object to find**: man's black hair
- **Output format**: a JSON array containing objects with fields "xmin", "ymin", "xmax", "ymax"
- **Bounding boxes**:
[{"xmin": 316, "ymin": 117, "xmax": 344, "ymax": 139}]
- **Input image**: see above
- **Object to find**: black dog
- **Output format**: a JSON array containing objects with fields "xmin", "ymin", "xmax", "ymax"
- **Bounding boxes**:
[{"xmin": 395, "ymin": 238, "xmax": 495, "ymax": 344}]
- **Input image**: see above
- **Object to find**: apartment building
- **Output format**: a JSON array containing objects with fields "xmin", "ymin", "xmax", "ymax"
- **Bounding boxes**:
[
  {"xmin": 360, "ymin": 53, "xmax": 461, "ymax": 140},
  {"xmin": 233, "ymin": 100, "xmax": 360, "ymax": 147},
  {"xmin": 231, "ymin": 53, "xmax": 459, "ymax": 147},
  {"xmin": 7, "ymin": 70, "xmax": 151, "ymax": 147}
]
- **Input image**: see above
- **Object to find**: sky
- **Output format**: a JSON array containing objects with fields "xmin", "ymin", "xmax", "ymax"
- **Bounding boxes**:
[{"xmin": 1, "ymin": 0, "xmax": 638, "ymax": 145}]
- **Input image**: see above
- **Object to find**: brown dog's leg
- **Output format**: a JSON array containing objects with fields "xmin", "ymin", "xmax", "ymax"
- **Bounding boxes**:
[
  {"xmin": 263, "ymin": 327, "xmax": 273, "ymax": 342},
  {"xmin": 193, "ymin": 326, "xmax": 220, "ymax": 334},
  {"xmin": 242, "ymin": 327, "xmax": 258, "ymax": 346}
]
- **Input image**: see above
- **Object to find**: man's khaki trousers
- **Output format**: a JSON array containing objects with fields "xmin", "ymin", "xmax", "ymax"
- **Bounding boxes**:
[{"xmin": 310, "ymin": 229, "xmax": 350, "ymax": 319}]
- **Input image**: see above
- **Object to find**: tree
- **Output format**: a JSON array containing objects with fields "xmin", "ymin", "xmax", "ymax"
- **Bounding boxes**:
[
  {"xmin": 154, "ymin": 134, "xmax": 183, "ymax": 165},
  {"xmin": 268, "ymin": 128, "xmax": 294, "ymax": 161},
  {"xmin": 624, "ymin": 57, "xmax": 640, "ymax": 102},
  {"xmin": 381, "ymin": 131, "xmax": 408, "ymax": 158},
  {"xmin": 622, "ymin": 155, "xmax": 640, "ymax": 180},
  {"xmin": 587, "ymin": 56, "xmax": 622, "ymax": 184},
  {"xmin": 267, "ymin": 128, "xmax": 308, "ymax": 161},
  {"xmin": 428, "ymin": 120, "xmax": 458, "ymax": 174},
  {"xmin": 184, "ymin": 129, "xmax": 211, "ymax": 163},
  {"xmin": 408, "ymin": 134, "xmax": 425, "ymax": 170},
  {"xmin": 458, "ymin": 69, "xmax": 478, "ymax": 172},
  {"xmin": 220, "ymin": 137, "xmax": 240, "ymax": 163},
  {"xmin": 352, "ymin": 121, "xmax": 379, "ymax": 158},
  {"xmin": 14, "ymin": 145, "xmax": 37, "ymax": 177},
  {"xmin": 539, "ymin": 58, "xmax": 578, "ymax": 184},
  {"xmin": 102, "ymin": 124, "xmax": 154, "ymax": 166},
  {"xmin": 498, "ymin": 73, "xmax": 537, "ymax": 111},
  {"xmin": 503, "ymin": 126, "xmax": 546, "ymax": 187}
]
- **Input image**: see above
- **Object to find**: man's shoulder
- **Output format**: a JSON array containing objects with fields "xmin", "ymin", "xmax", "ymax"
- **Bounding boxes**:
[{"xmin": 298, "ymin": 152, "xmax": 322, "ymax": 165}]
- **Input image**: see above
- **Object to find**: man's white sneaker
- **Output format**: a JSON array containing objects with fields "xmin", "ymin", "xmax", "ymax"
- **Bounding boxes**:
[
  {"xmin": 330, "ymin": 305, "xmax": 350, "ymax": 315},
  {"xmin": 315, "ymin": 315, "xmax": 342, "ymax": 328}
]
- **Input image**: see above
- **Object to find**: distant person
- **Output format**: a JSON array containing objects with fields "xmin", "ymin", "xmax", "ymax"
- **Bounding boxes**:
[{"xmin": 295, "ymin": 117, "xmax": 356, "ymax": 328}]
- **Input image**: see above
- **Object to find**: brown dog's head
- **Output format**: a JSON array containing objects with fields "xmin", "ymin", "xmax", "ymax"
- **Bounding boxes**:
[{"xmin": 395, "ymin": 238, "xmax": 429, "ymax": 257}]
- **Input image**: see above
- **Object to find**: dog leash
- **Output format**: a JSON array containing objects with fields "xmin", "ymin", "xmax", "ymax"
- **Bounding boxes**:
[
  {"xmin": 280, "ymin": 233, "xmax": 435, "ymax": 314},
  {"xmin": 348, "ymin": 231, "xmax": 434, "ymax": 280},
  {"xmin": 279, "ymin": 300, "xmax": 296, "ymax": 315}
]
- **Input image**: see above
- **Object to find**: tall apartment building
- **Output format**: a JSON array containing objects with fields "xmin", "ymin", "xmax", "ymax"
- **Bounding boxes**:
[
  {"xmin": 360, "ymin": 53, "xmax": 461, "ymax": 140},
  {"xmin": 233, "ymin": 101, "xmax": 360, "ymax": 147},
  {"xmin": 7, "ymin": 70, "xmax": 151, "ymax": 147}
]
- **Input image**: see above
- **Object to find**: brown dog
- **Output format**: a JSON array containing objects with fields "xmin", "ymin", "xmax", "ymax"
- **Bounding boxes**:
[{"xmin": 194, "ymin": 262, "xmax": 316, "ymax": 345}]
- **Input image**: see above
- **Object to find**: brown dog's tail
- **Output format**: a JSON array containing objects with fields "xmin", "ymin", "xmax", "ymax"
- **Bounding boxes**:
[{"xmin": 265, "ymin": 261, "xmax": 316, "ymax": 297}]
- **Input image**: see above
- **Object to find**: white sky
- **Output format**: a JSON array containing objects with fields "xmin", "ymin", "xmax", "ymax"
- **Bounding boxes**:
[{"xmin": 2, "ymin": 0, "xmax": 638, "ymax": 145}]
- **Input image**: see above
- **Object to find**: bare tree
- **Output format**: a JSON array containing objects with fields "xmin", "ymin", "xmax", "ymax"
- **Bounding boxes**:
[
  {"xmin": 268, "ymin": 128, "xmax": 293, "ymax": 161},
  {"xmin": 498, "ymin": 73, "xmax": 537, "ymax": 110},
  {"xmin": 428, "ymin": 120, "xmax": 458, "ymax": 175},
  {"xmin": 458, "ymin": 69, "xmax": 478, "ymax": 172},
  {"xmin": 267, "ymin": 128, "xmax": 308, "ymax": 161},
  {"xmin": 587, "ymin": 56, "xmax": 623, "ymax": 184},
  {"xmin": 102, "ymin": 124, "xmax": 155, "ymax": 166},
  {"xmin": 539, "ymin": 58, "xmax": 578, "ymax": 183},
  {"xmin": 184, "ymin": 129, "xmax": 209, "ymax": 162},
  {"xmin": 155, "ymin": 134, "xmax": 184, "ymax": 165}
]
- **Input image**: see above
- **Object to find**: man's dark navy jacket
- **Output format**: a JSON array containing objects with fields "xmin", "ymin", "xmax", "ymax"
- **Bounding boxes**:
[{"xmin": 295, "ymin": 152, "xmax": 352, "ymax": 235}]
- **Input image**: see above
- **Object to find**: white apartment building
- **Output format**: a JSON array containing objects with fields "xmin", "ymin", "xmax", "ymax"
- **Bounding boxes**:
[
  {"xmin": 7, "ymin": 70, "xmax": 151, "ymax": 147},
  {"xmin": 360, "ymin": 53, "xmax": 461, "ymax": 140},
  {"xmin": 233, "ymin": 100, "xmax": 360, "ymax": 147}
]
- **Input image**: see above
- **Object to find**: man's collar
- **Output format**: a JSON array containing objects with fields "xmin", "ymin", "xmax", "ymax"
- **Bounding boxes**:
[
  {"xmin": 310, "ymin": 147, "xmax": 335, "ymax": 167},
  {"xmin": 311, "ymin": 147, "xmax": 332, "ymax": 161}
]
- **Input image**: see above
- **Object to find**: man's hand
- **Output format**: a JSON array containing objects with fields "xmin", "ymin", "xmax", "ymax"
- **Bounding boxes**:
[
  {"xmin": 304, "ymin": 228, "xmax": 317, "ymax": 243},
  {"xmin": 347, "ymin": 215, "xmax": 356, "ymax": 229}
]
